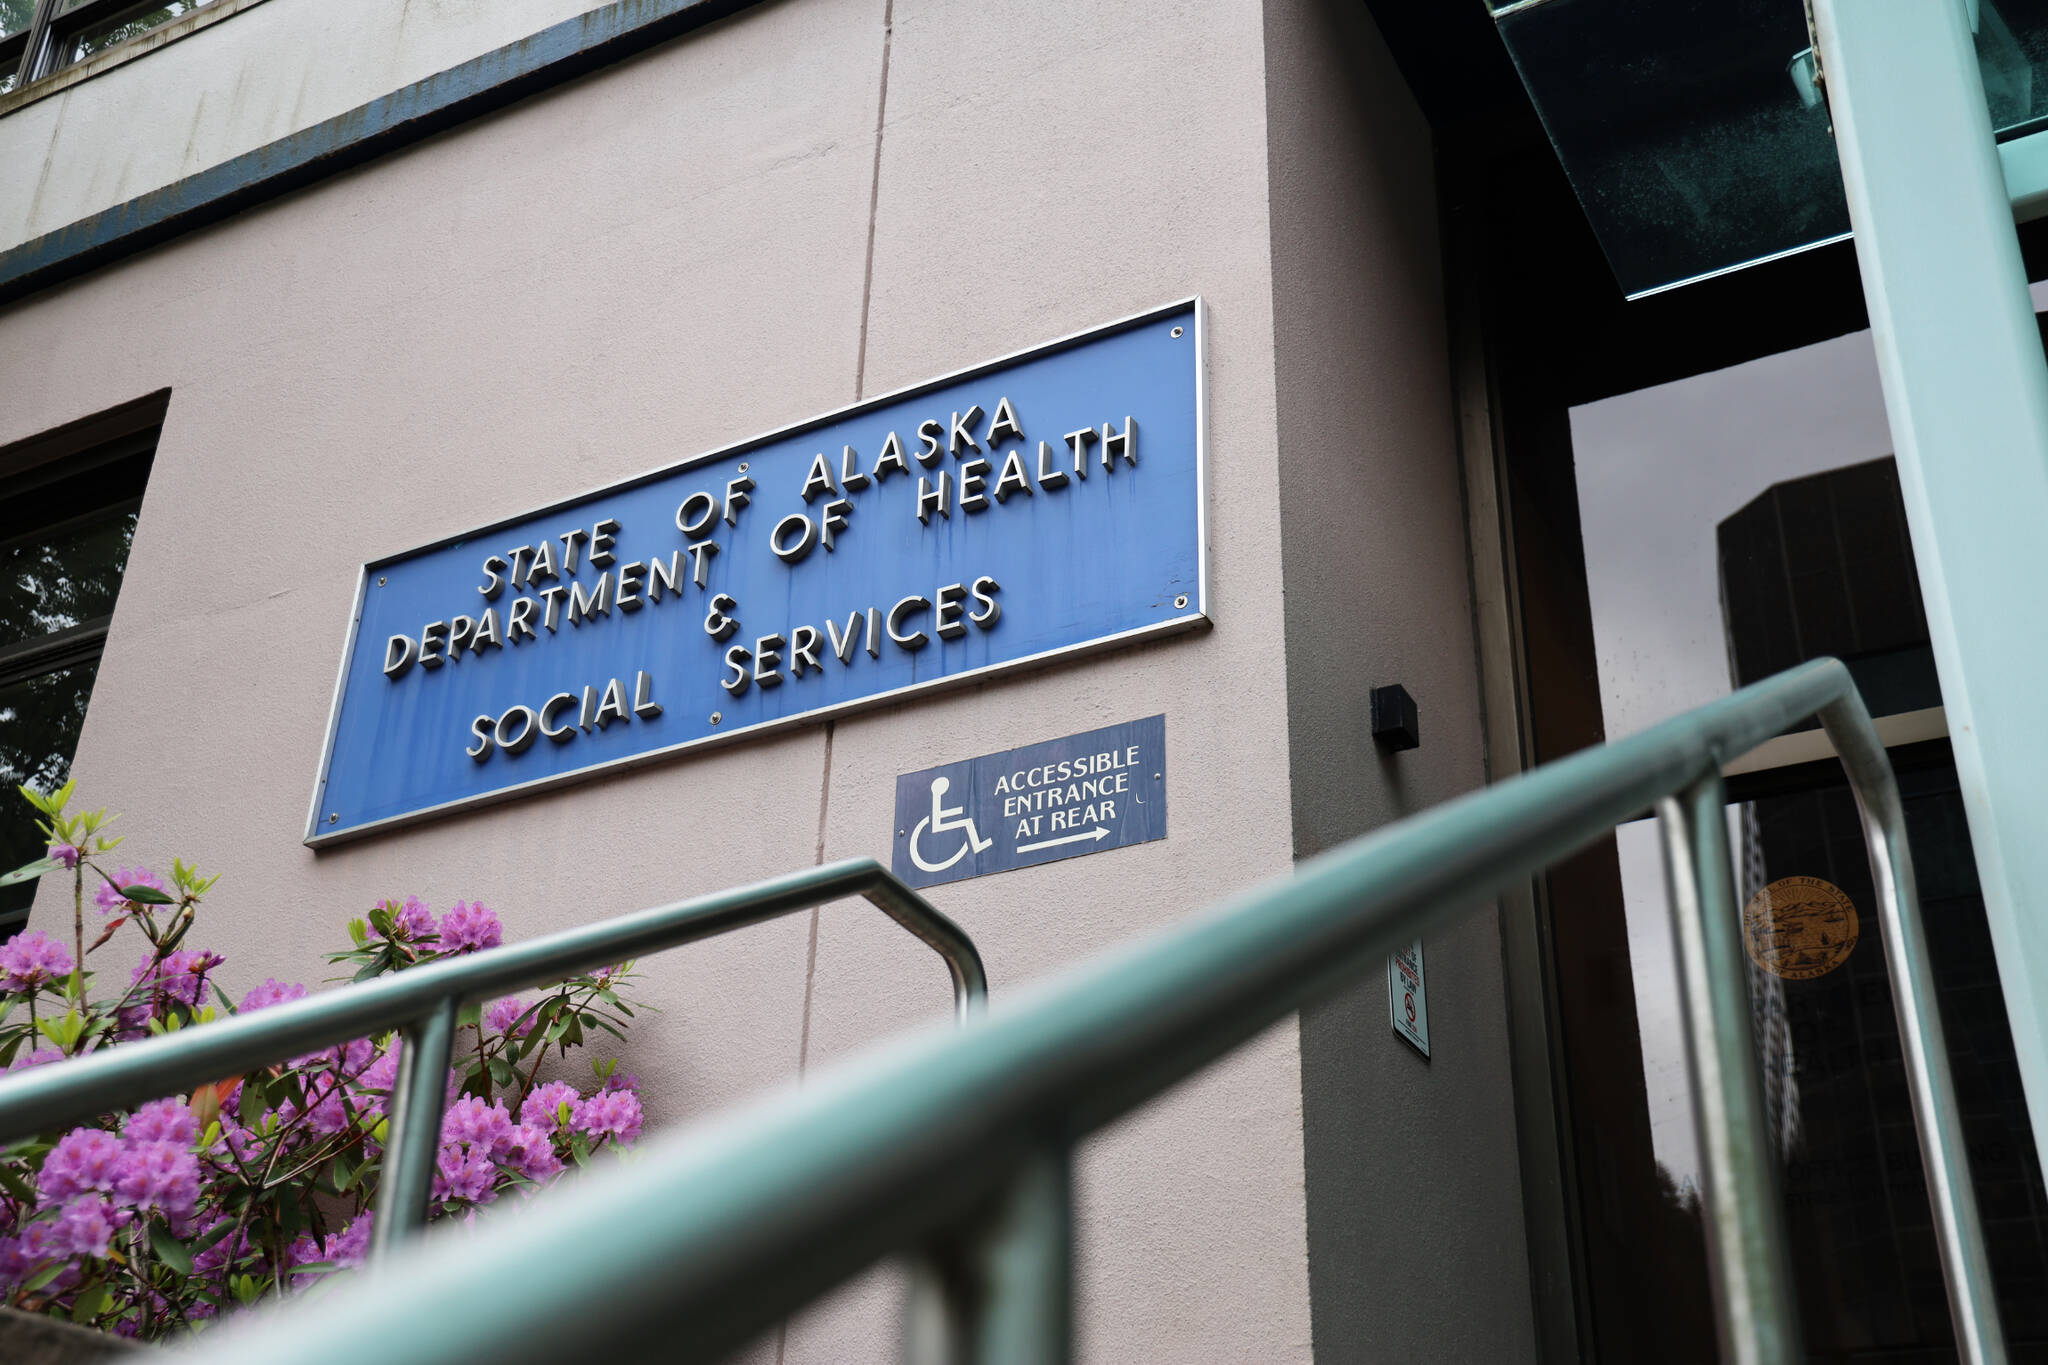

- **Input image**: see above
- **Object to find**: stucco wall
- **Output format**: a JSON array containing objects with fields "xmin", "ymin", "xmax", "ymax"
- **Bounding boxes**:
[
  {"xmin": 1, "ymin": 0, "xmax": 1323, "ymax": 1359},
  {"xmin": 1263, "ymin": 0, "xmax": 1538, "ymax": 1358},
  {"xmin": 0, "ymin": 0, "xmax": 611, "ymax": 253}
]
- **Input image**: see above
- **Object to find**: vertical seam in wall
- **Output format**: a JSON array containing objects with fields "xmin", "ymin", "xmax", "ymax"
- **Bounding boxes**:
[
  {"xmin": 796, "ymin": 718, "xmax": 837, "ymax": 1078},
  {"xmin": 778, "ymin": 13, "xmax": 888, "ymax": 1354},
  {"xmin": 778, "ymin": 714, "xmax": 835, "ymax": 1365},
  {"xmin": 852, "ymin": 0, "xmax": 894, "ymax": 402}
]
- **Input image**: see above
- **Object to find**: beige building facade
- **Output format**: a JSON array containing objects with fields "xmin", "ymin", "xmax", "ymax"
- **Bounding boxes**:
[{"xmin": 0, "ymin": 0, "xmax": 1539, "ymax": 1359}]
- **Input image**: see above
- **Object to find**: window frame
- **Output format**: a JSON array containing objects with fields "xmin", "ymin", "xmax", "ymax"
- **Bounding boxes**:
[
  {"xmin": 6, "ymin": 0, "xmax": 210, "ymax": 91},
  {"xmin": 0, "ymin": 400, "xmax": 162, "ymax": 938}
]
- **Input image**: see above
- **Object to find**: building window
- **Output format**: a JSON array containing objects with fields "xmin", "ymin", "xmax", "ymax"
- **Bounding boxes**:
[
  {"xmin": 0, "ymin": 428, "xmax": 153, "ymax": 939},
  {"xmin": 1, "ymin": 0, "xmax": 218, "ymax": 95}
]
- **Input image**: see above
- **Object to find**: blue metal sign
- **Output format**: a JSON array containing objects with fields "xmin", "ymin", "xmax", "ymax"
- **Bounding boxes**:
[
  {"xmin": 307, "ymin": 301, "xmax": 1206, "ymax": 844},
  {"xmin": 890, "ymin": 716, "xmax": 1166, "ymax": 888}
]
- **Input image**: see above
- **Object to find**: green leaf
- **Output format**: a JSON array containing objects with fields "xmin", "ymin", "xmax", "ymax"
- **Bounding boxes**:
[
  {"xmin": 352, "ymin": 961, "xmax": 383, "ymax": 984},
  {"xmin": 191, "ymin": 1219, "xmax": 236, "ymax": 1256},
  {"xmin": 456, "ymin": 1002, "xmax": 483, "ymax": 1029},
  {"xmin": 0, "ymin": 1163, "xmax": 36, "ymax": 1205},
  {"xmin": 69, "ymin": 1281, "xmax": 109, "ymax": 1323},
  {"xmin": 150, "ymin": 1225, "xmax": 195, "ymax": 1275},
  {"xmin": 22, "ymin": 1262, "xmax": 66, "ymax": 1294},
  {"xmin": 346, "ymin": 917, "xmax": 369, "ymax": 948},
  {"xmin": 119, "ymin": 884, "xmax": 175, "ymax": 905},
  {"xmin": 0, "ymin": 857, "xmax": 55, "ymax": 887}
]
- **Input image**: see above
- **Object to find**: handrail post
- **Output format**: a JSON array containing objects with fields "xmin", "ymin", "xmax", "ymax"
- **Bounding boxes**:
[
  {"xmin": 1657, "ymin": 772, "xmax": 1802, "ymax": 1365},
  {"xmin": 859, "ymin": 878, "xmax": 989, "ymax": 1022},
  {"xmin": 371, "ymin": 999, "xmax": 461, "ymax": 1256},
  {"xmin": 905, "ymin": 1148, "xmax": 1072, "ymax": 1365},
  {"xmin": 1820, "ymin": 697, "xmax": 2006, "ymax": 1362}
]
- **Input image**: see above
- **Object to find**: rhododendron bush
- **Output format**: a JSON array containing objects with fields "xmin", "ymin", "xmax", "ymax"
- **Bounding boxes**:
[{"xmin": 0, "ymin": 782, "xmax": 648, "ymax": 1339}]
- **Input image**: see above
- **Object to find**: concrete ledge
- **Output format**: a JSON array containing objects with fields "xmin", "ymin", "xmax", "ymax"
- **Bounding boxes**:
[
  {"xmin": 0, "ymin": 0, "xmax": 764, "ymax": 309},
  {"xmin": 0, "ymin": 1305, "xmax": 137, "ymax": 1361}
]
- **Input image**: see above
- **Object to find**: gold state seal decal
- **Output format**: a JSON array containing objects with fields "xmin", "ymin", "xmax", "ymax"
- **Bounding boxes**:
[{"xmin": 1742, "ymin": 875, "xmax": 1859, "ymax": 981}]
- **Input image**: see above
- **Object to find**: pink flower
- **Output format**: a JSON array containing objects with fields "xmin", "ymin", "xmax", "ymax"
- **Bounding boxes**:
[
  {"xmin": 440, "ymin": 1095, "xmax": 515, "ymax": 1154},
  {"xmin": 40, "ymin": 1197, "xmax": 123, "ymax": 1259},
  {"xmin": 378, "ymin": 896, "xmax": 439, "ymax": 944},
  {"xmin": 239, "ymin": 979, "xmax": 308, "ymax": 1012},
  {"xmin": 519, "ymin": 1081, "xmax": 580, "ymax": 1133},
  {"xmin": 436, "ymin": 901, "xmax": 502, "ymax": 955},
  {"xmin": 122, "ymin": 1098, "xmax": 199, "ymax": 1147},
  {"xmin": 114, "ymin": 1141, "xmax": 201, "ymax": 1230},
  {"xmin": 573, "ymin": 1089, "xmax": 643, "ymax": 1145},
  {"xmin": 7, "ymin": 1046, "xmax": 62, "ymax": 1072},
  {"xmin": 38, "ymin": 1128, "xmax": 124, "ymax": 1204},
  {"xmin": 130, "ymin": 949, "xmax": 223, "ymax": 1008},
  {"xmin": 483, "ymin": 997, "xmax": 530, "ymax": 1037},
  {"xmin": 289, "ymin": 1211, "xmax": 373, "ymax": 1276},
  {"xmin": 93, "ymin": 867, "xmax": 164, "ymax": 916},
  {"xmin": 501, "ymin": 1123, "xmax": 562, "ymax": 1184},
  {"xmin": 46, "ymin": 844, "xmax": 80, "ymax": 870},
  {"xmin": 0, "ymin": 1234, "xmax": 31, "ymax": 1288},
  {"xmin": 432, "ymin": 1148, "xmax": 499, "ymax": 1207},
  {"xmin": 0, "ymin": 932, "xmax": 73, "ymax": 993},
  {"xmin": 327, "ymin": 1211, "xmax": 372, "ymax": 1267}
]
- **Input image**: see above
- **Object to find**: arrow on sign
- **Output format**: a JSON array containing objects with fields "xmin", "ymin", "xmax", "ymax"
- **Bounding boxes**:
[{"xmin": 1015, "ymin": 827, "xmax": 1111, "ymax": 854}]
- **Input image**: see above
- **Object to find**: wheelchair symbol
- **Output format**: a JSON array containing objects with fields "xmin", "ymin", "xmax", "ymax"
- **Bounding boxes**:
[{"xmin": 908, "ymin": 776, "xmax": 994, "ymax": 873}]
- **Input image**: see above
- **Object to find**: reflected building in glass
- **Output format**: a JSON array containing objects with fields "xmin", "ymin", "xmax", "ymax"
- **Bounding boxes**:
[{"xmin": 1718, "ymin": 456, "xmax": 2048, "ymax": 1353}]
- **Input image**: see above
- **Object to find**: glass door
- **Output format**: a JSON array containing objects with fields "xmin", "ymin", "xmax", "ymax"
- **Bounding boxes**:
[{"xmin": 1539, "ymin": 319, "xmax": 2048, "ymax": 1360}]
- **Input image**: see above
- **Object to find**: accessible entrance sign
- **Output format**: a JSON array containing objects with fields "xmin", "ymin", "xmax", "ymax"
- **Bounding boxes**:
[
  {"xmin": 891, "ymin": 716, "xmax": 1166, "ymax": 888},
  {"xmin": 306, "ymin": 302, "xmax": 1206, "ymax": 845}
]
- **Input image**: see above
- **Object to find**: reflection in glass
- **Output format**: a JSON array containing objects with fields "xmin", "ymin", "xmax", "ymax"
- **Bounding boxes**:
[
  {"xmin": 0, "ymin": 499, "xmax": 138, "ymax": 650},
  {"xmin": 1491, "ymin": 0, "xmax": 2048, "ymax": 296},
  {"xmin": 1570, "ymin": 323, "xmax": 2048, "ymax": 1354},
  {"xmin": 0, "ymin": 662, "xmax": 96, "ymax": 924},
  {"xmin": 63, "ymin": 0, "xmax": 212, "ymax": 65},
  {"xmin": 0, "ymin": 0, "xmax": 32, "ymax": 40}
]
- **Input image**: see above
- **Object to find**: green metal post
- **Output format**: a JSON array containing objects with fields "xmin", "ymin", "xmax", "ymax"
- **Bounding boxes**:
[
  {"xmin": 1812, "ymin": 0, "xmax": 2048, "ymax": 1187},
  {"xmin": 906, "ymin": 1149, "xmax": 1072, "ymax": 1365},
  {"xmin": 1657, "ymin": 773, "xmax": 1802, "ymax": 1365},
  {"xmin": 372, "ymin": 1000, "xmax": 460, "ymax": 1255},
  {"xmin": 1819, "ymin": 696, "xmax": 2005, "ymax": 1361}
]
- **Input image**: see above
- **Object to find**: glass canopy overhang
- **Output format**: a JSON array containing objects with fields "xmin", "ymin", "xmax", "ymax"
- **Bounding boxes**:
[{"xmin": 1490, "ymin": 0, "xmax": 2048, "ymax": 298}]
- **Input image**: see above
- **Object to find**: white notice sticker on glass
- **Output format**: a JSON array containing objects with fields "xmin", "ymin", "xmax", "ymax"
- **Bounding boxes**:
[{"xmin": 1389, "ymin": 938, "xmax": 1429, "ymax": 1058}]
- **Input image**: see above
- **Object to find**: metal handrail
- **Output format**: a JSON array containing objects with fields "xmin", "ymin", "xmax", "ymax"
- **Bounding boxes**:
[
  {"xmin": 165, "ymin": 659, "xmax": 1999, "ymax": 1364},
  {"xmin": 0, "ymin": 858, "xmax": 986, "ymax": 1258}
]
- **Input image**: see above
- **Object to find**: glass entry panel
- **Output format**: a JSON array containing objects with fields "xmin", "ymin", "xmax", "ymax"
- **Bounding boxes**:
[
  {"xmin": 1557, "ymin": 320, "xmax": 2048, "ymax": 1358},
  {"xmin": 1490, "ymin": 0, "xmax": 2048, "ymax": 297}
]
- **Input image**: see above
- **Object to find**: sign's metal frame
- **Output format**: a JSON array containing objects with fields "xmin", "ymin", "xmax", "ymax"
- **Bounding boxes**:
[{"xmin": 302, "ymin": 297, "xmax": 1210, "ymax": 848}]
